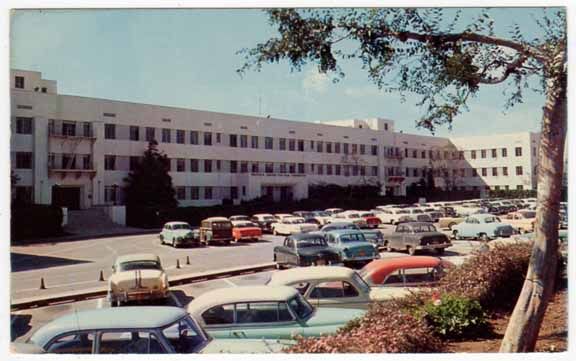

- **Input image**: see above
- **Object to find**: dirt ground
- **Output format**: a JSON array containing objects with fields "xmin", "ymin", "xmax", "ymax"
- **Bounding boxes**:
[{"xmin": 446, "ymin": 289, "xmax": 568, "ymax": 353}]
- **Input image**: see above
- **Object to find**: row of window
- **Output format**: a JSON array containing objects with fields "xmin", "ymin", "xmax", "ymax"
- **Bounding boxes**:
[
  {"xmin": 402, "ymin": 166, "xmax": 525, "ymax": 178},
  {"xmin": 470, "ymin": 147, "xmax": 523, "ymax": 159}
]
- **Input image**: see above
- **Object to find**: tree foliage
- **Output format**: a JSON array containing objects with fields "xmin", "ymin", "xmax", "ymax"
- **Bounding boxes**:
[{"xmin": 123, "ymin": 140, "xmax": 177, "ymax": 209}]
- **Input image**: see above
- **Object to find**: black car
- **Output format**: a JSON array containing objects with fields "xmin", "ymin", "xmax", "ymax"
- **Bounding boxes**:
[
  {"xmin": 250, "ymin": 214, "xmax": 277, "ymax": 233},
  {"xmin": 440, "ymin": 206, "xmax": 457, "ymax": 217},
  {"xmin": 273, "ymin": 233, "xmax": 341, "ymax": 269}
]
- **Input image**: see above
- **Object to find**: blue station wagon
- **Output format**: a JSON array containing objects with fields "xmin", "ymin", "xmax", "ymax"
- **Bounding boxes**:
[{"xmin": 324, "ymin": 229, "xmax": 380, "ymax": 266}]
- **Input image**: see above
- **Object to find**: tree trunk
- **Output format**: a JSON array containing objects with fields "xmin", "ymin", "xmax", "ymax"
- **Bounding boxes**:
[{"xmin": 499, "ymin": 58, "xmax": 566, "ymax": 352}]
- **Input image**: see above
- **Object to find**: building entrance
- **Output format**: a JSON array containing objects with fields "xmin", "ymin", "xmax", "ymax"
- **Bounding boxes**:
[{"xmin": 52, "ymin": 186, "xmax": 81, "ymax": 210}]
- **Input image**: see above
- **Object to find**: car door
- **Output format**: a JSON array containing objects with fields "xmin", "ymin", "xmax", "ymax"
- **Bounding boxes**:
[
  {"xmin": 275, "ymin": 238, "xmax": 288, "ymax": 264},
  {"xmin": 229, "ymin": 302, "xmax": 299, "ymax": 340},
  {"xmin": 389, "ymin": 225, "xmax": 404, "ymax": 249},
  {"xmin": 307, "ymin": 281, "xmax": 369, "ymax": 308}
]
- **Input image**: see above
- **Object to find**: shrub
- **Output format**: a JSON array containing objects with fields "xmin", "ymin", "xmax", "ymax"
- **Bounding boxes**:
[
  {"xmin": 419, "ymin": 294, "xmax": 488, "ymax": 339},
  {"xmin": 11, "ymin": 204, "xmax": 63, "ymax": 241},
  {"xmin": 286, "ymin": 302, "xmax": 444, "ymax": 353}
]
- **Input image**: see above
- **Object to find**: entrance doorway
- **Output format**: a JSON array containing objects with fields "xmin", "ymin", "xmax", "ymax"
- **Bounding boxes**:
[{"xmin": 52, "ymin": 186, "xmax": 81, "ymax": 210}]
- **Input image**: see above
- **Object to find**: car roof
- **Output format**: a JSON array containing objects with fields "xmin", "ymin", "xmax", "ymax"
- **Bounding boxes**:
[
  {"xmin": 396, "ymin": 222, "xmax": 435, "ymax": 227},
  {"xmin": 361, "ymin": 256, "xmax": 446, "ymax": 284},
  {"xmin": 268, "ymin": 266, "xmax": 357, "ymax": 286},
  {"xmin": 187, "ymin": 286, "xmax": 299, "ymax": 314},
  {"xmin": 165, "ymin": 221, "xmax": 190, "ymax": 226},
  {"xmin": 253, "ymin": 213, "xmax": 274, "ymax": 217},
  {"xmin": 30, "ymin": 307, "xmax": 187, "ymax": 347},
  {"xmin": 203, "ymin": 217, "xmax": 230, "ymax": 222},
  {"xmin": 231, "ymin": 220, "xmax": 256, "ymax": 226},
  {"xmin": 115, "ymin": 253, "xmax": 160, "ymax": 264},
  {"xmin": 325, "ymin": 229, "xmax": 364, "ymax": 235},
  {"xmin": 469, "ymin": 213, "xmax": 497, "ymax": 220},
  {"xmin": 288, "ymin": 233, "xmax": 326, "ymax": 241}
]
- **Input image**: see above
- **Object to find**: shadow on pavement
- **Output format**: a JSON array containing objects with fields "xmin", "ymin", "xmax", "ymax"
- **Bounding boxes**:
[
  {"xmin": 11, "ymin": 253, "xmax": 91, "ymax": 272},
  {"xmin": 11, "ymin": 313, "xmax": 32, "ymax": 341}
]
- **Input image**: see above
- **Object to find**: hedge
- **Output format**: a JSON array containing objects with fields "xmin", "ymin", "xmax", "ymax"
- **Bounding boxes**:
[{"xmin": 11, "ymin": 204, "xmax": 63, "ymax": 241}]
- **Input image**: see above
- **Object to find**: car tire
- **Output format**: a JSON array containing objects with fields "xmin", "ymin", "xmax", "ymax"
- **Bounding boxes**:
[
  {"xmin": 448, "ymin": 222, "xmax": 456, "ymax": 230},
  {"xmin": 275, "ymin": 262, "xmax": 284, "ymax": 270},
  {"xmin": 159, "ymin": 235, "xmax": 164, "ymax": 245},
  {"xmin": 451, "ymin": 230, "xmax": 460, "ymax": 240},
  {"xmin": 383, "ymin": 241, "xmax": 392, "ymax": 252},
  {"xmin": 479, "ymin": 233, "xmax": 490, "ymax": 242},
  {"xmin": 273, "ymin": 228, "xmax": 278, "ymax": 236},
  {"xmin": 171, "ymin": 238, "xmax": 176, "ymax": 248},
  {"xmin": 407, "ymin": 246, "xmax": 416, "ymax": 256}
]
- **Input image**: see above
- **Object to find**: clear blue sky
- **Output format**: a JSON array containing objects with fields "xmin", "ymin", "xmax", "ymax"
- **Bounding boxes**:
[{"xmin": 10, "ymin": 8, "xmax": 554, "ymax": 137}]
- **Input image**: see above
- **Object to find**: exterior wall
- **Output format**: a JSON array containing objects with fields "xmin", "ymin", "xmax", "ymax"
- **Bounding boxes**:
[{"xmin": 10, "ymin": 69, "xmax": 540, "ymax": 208}]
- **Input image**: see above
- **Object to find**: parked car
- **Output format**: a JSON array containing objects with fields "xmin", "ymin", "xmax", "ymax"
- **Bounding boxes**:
[
  {"xmin": 503, "ymin": 210, "xmax": 536, "ymax": 233},
  {"xmin": 376, "ymin": 208, "xmax": 412, "ymax": 225},
  {"xmin": 229, "ymin": 215, "xmax": 250, "ymax": 222},
  {"xmin": 437, "ymin": 216, "xmax": 465, "ymax": 230},
  {"xmin": 324, "ymin": 208, "xmax": 344, "ymax": 216},
  {"xmin": 359, "ymin": 256, "xmax": 454, "ymax": 286},
  {"xmin": 108, "ymin": 254, "xmax": 169, "ymax": 307},
  {"xmin": 439, "ymin": 206, "xmax": 457, "ymax": 217},
  {"xmin": 199, "ymin": 217, "xmax": 233, "ymax": 245},
  {"xmin": 358, "ymin": 211, "xmax": 382, "ymax": 229},
  {"xmin": 231, "ymin": 221, "xmax": 262, "ymax": 242},
  {"xmin": 271, "ymin": 217, "xmax": 318, "ymax": 236},
  {"xmin": 186, "ymin": 286, "xmax": 365, "ymax": 340},
  {"xmin": 251, "ymin": 213, "xmax": 277, "ymax": 233},
  {"xmin": 159, "ymin": 222, "xmax": 201, "ymax": 248},
  {"xmin": 324, "ymin": 229, "xmax": 380, "ymax": 266},
  {"xmin": 274, "ymin": 213, "xmax": 295, "ymax": 221},
  {"xmin": 310, "ymin": 210, "xmax": 333, "ymax": 225},
  {"xmin": 329, "ymin": 211, "xmax": 368, "ymax": 228},
  {"xmin": 293, "ymin": 211, "xmax": 320, "ymax": 224},
  {"xmin": 383, "ymin": 222, "xmax": 452, "ymax": 255},
  {"xmin": 319, "ymin": 222, "xmax": 360, "ymax": 233},
  {"xmin": 273, "ymin": 233, "xmax": 341, "ymax": 269},
  {"xmin": 451, "ymin": 214, "xmax": 515, "ymax": 241},
  {"xmin": 361, "ymin": 229, "xmax": 385, "ymax": 249},
  {"xmin": 14, "ymin": 306, "xmax": 290, "ymax": 354}
]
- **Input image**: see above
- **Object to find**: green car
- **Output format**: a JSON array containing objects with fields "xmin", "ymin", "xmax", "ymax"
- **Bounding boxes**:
[
  {"xmin": 187, "ymin": 285, "xmax": 365, "ymax": 340},
  {"xmin": 159, "ymin": 222, "xmax": 201, "ymax": 247}
]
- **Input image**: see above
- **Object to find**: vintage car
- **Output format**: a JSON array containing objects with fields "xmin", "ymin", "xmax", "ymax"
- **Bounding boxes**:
[
  {"xmin": 329, "ymin": 211, "xmax": 368, "ymax": 228},
  {"xmin": 108, "ymin": 254, "xmax": 169, "ymax": 307},
  {"xmin": 292, "ymin": 211, "xmax": 319, "ymax": 224},
  {"xmin": 199, "ymin": 217, "xmax": 233, "ymax": 245},
  {"xmin": 273, "ymin": 233, "xmax": 341, "ymax": 269},
  {"xmin": 361, "ymin": 229, "xmax": 385, "ymax": 249},
  {"xmin": 359, "ymin": 256, "xmax": 454, "ymax": 286},
  {"xmin": 310, "ymin": 210, "xmax": 333, "ymax": 225},
  {"xmin": 15, "ymin": 306, "xmax": 290, "ymax": 354},
  {"xmin": 324, "ymin": 208, "xmax": 344, "ymax": 216},
  {"xmin": 452, "ymin": 203, "xmax": 483, "ymax": 216},
  {"xmin": 231, "ymin": 221, "xmax": 262, "ymax": 242},
  {"xmin": 271, "ymin": 217, "xmax": 319, "ymax": 236},
  {"xmin": 451, "ymin": 214, "xmax": 515, "ymax": 241},
  {"xmin": 324, "ymin": 229, "xmax": 380, "ymax": 266},
  {"xmin": 383, "ymin": 222, "xmax": 452, "ymax": 255},
  {"xmin": 251, "ymin": 213, "xmax": 277, "ymax": 233},
  {"xmin": 437, "ymin": 216, "xmax": 465, "ymax": 230},
  {"xmin": 274, "ymin": 213, "xmax": 295, "ymax": 221},
  {"xmin": 187, "ymin": 286, "xmax": 365, "ymax": 340},
  {"xmin": 358, "ymin": 211, "xmax": 382, "ymax": 228},
  {"xmin": 503, "ymin": 210, "xmax": 536, "ymax": 233},
  {"xmin": 159, "ymin": 222, "xmax": 201, "ymax": 248},
  {"xmin": 229, "ymin": 215, "xmax": 250, "ymax": 222},
  {"xmin": 319, "ymin": 221, "xmax": 360, "ymax": 233},
  {"xmin": 376, "ymin": 207, "xmax": 412, "ymax": 225}
]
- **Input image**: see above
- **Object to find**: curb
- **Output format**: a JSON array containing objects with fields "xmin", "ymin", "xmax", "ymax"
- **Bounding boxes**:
[{"xmin": 11, "ymin": 262, "xmax": 276, "ymax": 311}]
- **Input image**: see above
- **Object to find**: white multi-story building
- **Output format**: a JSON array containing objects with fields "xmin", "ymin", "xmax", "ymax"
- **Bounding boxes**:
[{"xmin": 10, "ymin": 69, "xmax": 539, "ymax": 210}]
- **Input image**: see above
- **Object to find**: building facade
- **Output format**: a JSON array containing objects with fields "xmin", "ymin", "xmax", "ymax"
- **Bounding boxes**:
[{"xmin": 10, "ymin": 69, "xmax": 539, "ymax": 209}]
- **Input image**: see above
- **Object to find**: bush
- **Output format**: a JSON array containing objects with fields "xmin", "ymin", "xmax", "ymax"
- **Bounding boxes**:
[
  {"xmin": 11, "ymin": 204, "xmax": 63, "ymax": 241},
  {"xmin": 286, "ymin": 302, "xmax": 444, "ymax": 353},
  {"xmin": 419, "ymin": 294, "xmax": 488, "ymax": 339}
]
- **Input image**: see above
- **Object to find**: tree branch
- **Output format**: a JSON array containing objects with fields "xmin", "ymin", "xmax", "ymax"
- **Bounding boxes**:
[{"xmin": 477, "ymin": 55, "xmax": 527, "ymax": 84}]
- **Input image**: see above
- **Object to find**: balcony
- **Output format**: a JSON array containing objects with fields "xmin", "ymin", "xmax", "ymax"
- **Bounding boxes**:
[
  {"xmin": 48, "ymin": 157, "xmax": 97, "ymax": 179},
  {"xmin": 48, "ymin": 120, "xmax": 96, "ymax": 140}
]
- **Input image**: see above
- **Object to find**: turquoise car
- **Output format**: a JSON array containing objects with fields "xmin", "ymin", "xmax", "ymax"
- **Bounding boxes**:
[
  {"xmin": 324, "ymin": 229, "xmax": 380, "ymax": 266},
  {"xmin": 451, "ymin": 214, "xmax": 515, "ymax": 241},
  {"xmin": 14, "ymin": 306, "xmax": 291, "ymax": 354},
  {"xmin": 187, "ymin": 285, "xmax": 365, "ymax": 340}
]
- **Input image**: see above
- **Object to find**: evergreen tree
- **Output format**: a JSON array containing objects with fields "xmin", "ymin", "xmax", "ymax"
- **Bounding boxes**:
[{"xmin": 123, "ymin": 140, "xmax": 177, "ymax": 208}]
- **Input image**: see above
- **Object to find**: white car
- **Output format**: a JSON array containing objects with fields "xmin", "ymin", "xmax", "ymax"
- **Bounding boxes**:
[
  {"xmin": 376, "ymin": 208, "xmax": 412, "ymax": 225},
  {"xmin": 329, "ymin": 211, "xmax": 368, "ymax": 228},
  {"xmin": 310, "ymin": 210, "xmax": 333, "ymax": 225},
  {"xmin": 452, "ymin": 203, "xmax": 483, "ymax": 216},
  {"xmin": 324, "ymin": 208, "xmax": 344, "ymax": 216},
  {"xmin": 271, "ymin": 217, "xmax": 319, "ymax": 235},
  {"xmin": 274, "ymin": 213, "xmax": 295, "ymax": 221}
]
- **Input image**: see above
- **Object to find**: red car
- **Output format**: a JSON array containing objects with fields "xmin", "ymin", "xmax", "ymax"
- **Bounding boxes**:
[
  {"xmin": 359, "ymin": 212, "xmax": 382, "ymax": 229},
  {"xmin": 358, "ymin": 256, "xmax": 454, "ymax": 286},
  {"xmin": 231, "ymin": 221, "xmax": 262, "ymax": 242}
]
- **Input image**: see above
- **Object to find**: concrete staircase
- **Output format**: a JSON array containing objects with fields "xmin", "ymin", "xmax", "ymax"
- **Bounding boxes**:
[{"xmin": 65, "ymin": 208, "xmax": 121, "ymax": 235}]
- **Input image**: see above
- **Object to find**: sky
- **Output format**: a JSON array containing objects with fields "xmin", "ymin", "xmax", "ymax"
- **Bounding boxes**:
[{"xmin": 9, "ymin": 7, "xmax": 559, "ymax": 137}]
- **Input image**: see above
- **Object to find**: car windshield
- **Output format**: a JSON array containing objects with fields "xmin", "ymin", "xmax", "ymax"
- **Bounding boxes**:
[
  {"xmin": 396, "ymin": 210, "xmax": 410, "ymax": 214},
  {"xmin": 235, "ymin": 222, "xmax": 256, "ymax": 228},
  {"xmin": 484, "ymin": 217, "xmax": 499, "ymax": 223},
  {"xmin": 339, "ymin": 233, "xmax": 367, "ymax": 243},
  {"xmin": 287, "ymin": 218, "xmax": 305, "ymax": 224},
  {"xmin": 161, "ymin": 316, "xmax": 208, "ymax": 353},
  {"xmin": 352, "ymin": 272, "xmax": 371, "ymax": 294},
  {"xmin": 411, "ymin": 224, "xmax": 437, "ymax": 233},
  {"xmin": 288, "ymin": 295, "xmax": 314, "ymax": 320},
  {"xmin": 296, "ymin": 237, "xmax": 327, "ymax": 247},
  {"xmin": 172, "ymin": 224, "xmax": 191, "ymax": 230},
  {"xmin": 212, "ymin": 222, "xmax": 232, "ymax": 230},
  {"xmin": 360, "ymin": 213, "xmax": 374, "ymax": 217},
  {"xmin": 313, "ymin": 211, "xmax": 329, "ymax": 217},
  {"xmin": 262, "ymin": 216, "xmax": 275, "ymax": 221},
  {"xmin": 363, "ymin": 231, "xmax": 382, "ymax": 240},
  {"xmin": 119, "ymin": 261, "xmax": 161, "ymax": 272},
  {"xmin": 411, "ymin": 209, "xmax": 423, "ymax": 214}
]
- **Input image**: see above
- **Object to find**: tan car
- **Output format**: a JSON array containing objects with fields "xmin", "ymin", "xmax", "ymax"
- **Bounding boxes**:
[
  {"xmin": 437, "ymin": 216, "xmax": 465, "ymax": 230},
  {"xmin": 107, "ymin": 254, "xmax": 169, "ymax": 307},
  {"xmin": 503, "ymin": 210, "xmax": 536, "ymax": 233}
]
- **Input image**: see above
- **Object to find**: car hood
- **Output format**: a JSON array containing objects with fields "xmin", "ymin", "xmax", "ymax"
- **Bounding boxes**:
[
  {"xmin": 334, "ymin": 241, "xmax": 373, "ymax": 249},
  {"xmin": 306, "ymin": 307, "xmax": 366, "ymax": 327},
  {"xmin": 110, "ymin": 269, "xmax": 165, "ymax": 285},
  {"xmin": 200, "ymin": 339, "xmax": 294, "ymax": 354},
  {"xmin": 298, "ymin": 246, "xmax": 338, "ymax": 256}
]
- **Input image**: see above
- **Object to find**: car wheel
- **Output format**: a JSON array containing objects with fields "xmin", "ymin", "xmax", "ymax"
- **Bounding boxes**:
[
  {"xmin": 171, "ymin": 238, "xmax": 176, "ymax": 248},
  {"xmin": 273, "ymin": 228, "xmax": 278, "ymax": 236},
  {"xmin": 159, "ymin": 235, "xmax": 164, "ymax": 245},
  {"xmin": 451, "ymin": 230, "xmax": 460, "ymax": 240},
  {"xmin": 479, "ymin": 233, "xmax": 490, "ymax": 242},
  {"xmin": 275, "ymin": 260, "xmax": 284, "ymax": 270},
  {"xmin": 383, "ymin": 241, "xmax": 392, "ymax": 252},
  {"xmin": 448, "ymin": 222, "xmax": 456, "ymax": 230},
  {"xmin": 407, "ymin": 246, "xmax": 416, "ymax": 256}
]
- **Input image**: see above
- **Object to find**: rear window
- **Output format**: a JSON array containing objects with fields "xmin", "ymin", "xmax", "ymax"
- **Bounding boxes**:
[
  {"xmin": 212, "ymin": 222, "xmax": 232, "ymax": 230},
  {"xmin": 119, "ymin": 261, "xmax": 161, "ymax": 272},
  {"xmin": 339, "ymin": 233, "xmax": 367, "ymax": 243}
]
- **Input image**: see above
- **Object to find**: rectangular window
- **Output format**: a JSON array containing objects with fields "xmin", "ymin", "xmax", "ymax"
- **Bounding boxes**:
[
  {"xmin": 327, "ymin": 164, "xmax": 333, "ymax": 175},
  {"xmin": 288, "ymin": 139, "xmax": 295, "ymax": 151},
  {"xmin": 279, "ymin": 138, "xmax": 286, "ymax": 150},
  {"xmin": 204, "ymin": 132, "xmax": 212, "ymax": 146},
  {"xmin": 370, "ymin": 145, "xmax": 378, "ymax": 156},
  {"xmin": 83, "ymin": 122, "xmax": 92, "ymax": 137},
  {"xmin": 129, "ymin": 156, "xmax": 140, "ymax": 171},
  {"xmin": 515, "ymin": 147, "xmax": 522, "ymax": 156},
  {"xmin": 104, "ymin": 155, "xmax": 116, "ymax": 170},
  {"xmin": 162, "ymin": 128, "xmax": 171, "ymax": 143},
  {"xmin": 216, "ymin": 160, "xmax": 221, "ymax": 171},
  {"xmin": 231, "ymin": 186, "xmax": 238, "ymax": 199},
  {"xmin": 265, "ymin": 163, "xmax": 274, "ymax": 173},
  {"xmin": 517, "ymin": 185, "xmax": 524, "ymax": 190},
  {"xmin": 252, "ymin": 162, "xmax": 259, "ymax": 173},
  {"xmin": 176, "ymin": 187, "xmax": 186, "ymax": 200},
  {"xmin": 412, "ymin": 150, "xmax": 418, "ymax": 158},
  {"xmin": 491, "ymin": 149, "xmax": 497, "ymax": 158},
  {"xmin": 105, "ymin": 124, "xmax": 116, "ymax": 139},
  {"xmin": 310, "ymin": 140, "xmax": 315, "ymax": 150},
  {"xmin": 360, "ymin": 144, "xmax": 366, "ymax": 155},
  {"xmin": 335, "ymin": 164, "xmax": 341, "ymax": 175},
  {"xmin": 216, "ymin": 133, "xmax": 221, "ymax": 143},
  {"xmin": 298, "ymin": 140, "xmax": 304, "ymax": 152},
  {"xmin": 230, "ymin": 160, "xmax": 238, "ymax": 173},
  {"xmin": 265, "ymin": 137, "xmax": 273, "ymax": 150},
  {"xmin": 503, "ymin": 167, "xmax": 508, "ymax": 176},
  {"xmin": 145, "ymin": 127, "xmax": 155, "ymax": 142},
  {"xmin": 130, "ymin": 126, "xmax": 140, "ymax": 141},
  {"xmin": 191, "ymin": 187, "xmax": 199, "ymax": 200},
  {"xmin": 481, "ymin": 168, "xmax": 487, "ymax": 177},
  {"xmin": 315, "ymin": 164, "xmax": 322, "ymax": 175},
  {"xmin": 190, "ymin": 131, "xmax": 199, "ymax": 145},
  {"xmin": 343, "ymin": 143, "xmax": 349, "ymax": 154},
  {"xmin": 204, "ymin": 187, "xmax": 213, "ymax": 200},
  {"xmin": 326, "ymin": 142, "xmax": 333, "ymax": 153},
  {"xmin": 15, "ymin": 152, "xmax": 33, "ymax": 169},
  {"xmin": 16, "ymin": 117, "xmax": 33, "ymax": 134},
  {"xmin": 240, "ymin": 161, "xmax": 248, "ymax": 173},
  {"xmin": 344, "ymin": 165, "xmax": 351, "ymax": 177},
  {"xmin": 280, "ymin": 163, "xmax": 287, "ymax": 173},
  {"xmin": 352, "ymin": 144, "xmax": 358, "ymax": 154},
  {"xmin": 104, "ymin": 186, "xmax": 118, "ymax": 203},
  {"xmin": 204, "ymin": 159, "xmax": 212, "ymax": 173},
  {"xmin": 471, "ymin": 150, "xmax": 476, "ymax": 159},
  {"xmin": 166, "ymin": 158, "xmax": 171, "ymax": 172},
  {"xmin": 251, "ymin": 136, "xmax": 259, "ymax": 149},
  {"xmin": 298, "ymin": 163, "xmax": 305, "ymax": 174},
  {"xmin": 241, "ymin": 135, "xmax": 248, "ymax": 148},
  {"xmin": 371, "ymin": 166, "xmax": 378, "ymax": 176},
  {"xmin": 481, "ymin": 150, "xmax": 486, "ymax": 158},
  {"xmin": 516, "ymin": 166, "xmax": 523, "ymax": 175},
  {"xmin": 317, "ymin": 141, "xmax": 323, "ymax": 153},
  {"xmin": 502, "ymin": 148, "xmax": 508, "ymax": 157},
  {"xmin": 360, "ymin": 166, "xmax": 366, "ymax": 176},
  {"xmin": 229, "ymin": 134, "xmax": 238, "ymax": 147},
  {"xmin": 83, "ymin": 155, "xmax": 92, "ymax": 170},
  {"xmin": 176, "ymin": 130, "xmax": 185, "ymax": 144},
  {"xmin": 15, "ymin": 76, "xmax": 24, "ymax": 89},
  {"xmin": 177, "ymin": 158, "xmax": 185, "ymax": 172},
  {"xmin": 352, "ymin": 165, "xmax": 359, "ymax": 176},
  {"xmin": 492, "ymin": 167, "xmax": 498, "ymax": 176},
  {"xmin": 334, "ymin": 142, "xmax": 341, "ymax": 154},
  {"xmin": 62, "ymin": 122, "xmax": 76, "ymax": 136},
  {"xmin": 190, "ymin": 159, "xmax": 199, "ymax": 172},
  {"xmin": 289, "ymin": 163, "xmax": 296, "ymax": 174},
  {"xmin": 420, "ymin": 150, "xmax": 426, "ymax": 159}
]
